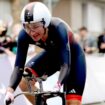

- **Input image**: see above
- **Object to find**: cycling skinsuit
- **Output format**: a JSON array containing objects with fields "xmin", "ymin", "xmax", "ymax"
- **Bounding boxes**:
[{"xmin": 9, "ymin": 17, "xmax": 86, "ymax": 101}]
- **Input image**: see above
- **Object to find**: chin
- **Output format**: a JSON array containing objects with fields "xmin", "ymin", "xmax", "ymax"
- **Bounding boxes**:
[{"xmin": 33, "ymin": 38, "xmax": 40, "ymax": 42}]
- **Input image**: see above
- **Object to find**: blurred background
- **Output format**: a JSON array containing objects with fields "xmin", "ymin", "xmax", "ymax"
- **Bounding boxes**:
[
  {"xmin": 1, "ymin": 0, "xmax": 105, "ymax": 54},
  {"xmin": 1, "ymin": 0, "xmax": 105, "ymax": 34},
  {"xmin": 1, "ymin": 0, "xmax": 105, "ymax": 105}
]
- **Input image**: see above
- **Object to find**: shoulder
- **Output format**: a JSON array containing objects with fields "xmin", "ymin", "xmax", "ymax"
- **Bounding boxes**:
[
  {"xmin": 18, "ymin": 29, "xmax": 30, "ymax": 42},
  {"xmin": 17, "ymin": 29, "xmax": 33, "ymax": 46},
  {"xmin": 50, "ymin": 17, "xmax": 67, "ymax": 27},
  {"xmin": 50, "ymin": 17, "xmax": 72, "ymax": 33},
  {"xmin": 50, "ymin": 18, "xmax": 69, "ymax": 43}
]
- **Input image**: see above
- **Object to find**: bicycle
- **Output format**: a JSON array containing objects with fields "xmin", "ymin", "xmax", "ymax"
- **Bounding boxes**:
[{"xmin": 6, "ymin": 71, "xmax": 66, "ymax": 105}]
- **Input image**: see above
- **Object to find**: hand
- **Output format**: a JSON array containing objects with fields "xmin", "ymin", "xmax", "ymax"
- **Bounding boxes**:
[
  {"xmin": 4, "ymin": 91, "xmax": 14, "ymax": 105},
  {"xmin": 52, "ymin": 81, "xmax": 62, "ymax": 92}
]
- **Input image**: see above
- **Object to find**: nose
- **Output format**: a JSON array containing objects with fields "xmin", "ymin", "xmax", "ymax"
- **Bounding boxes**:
[{"xmin": 29, "ymin": 30, "xmax": 36, "ymax": 36}]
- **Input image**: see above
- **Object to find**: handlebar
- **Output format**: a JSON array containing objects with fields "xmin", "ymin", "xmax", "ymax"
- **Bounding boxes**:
[
  {"xmin": 5, "ymin": 99, "xmax": 12, "ymax": 105},
  {"xmin": 5, "ymin": 91, "xmax": 65, "ymax": 105},
  {"xmin": 14, "ymin": 91, "xmax": 65, "ymax": 98},
  {"xmin": 15, "ymin": 73, "xmax": 65, "ymax": 104},
  {"xmin": 14, "ymin": 91, "xmax": 65, "ymax": 105}
]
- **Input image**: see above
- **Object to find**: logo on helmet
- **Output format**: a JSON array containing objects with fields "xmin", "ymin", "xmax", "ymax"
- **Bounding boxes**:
[{"xmin": 25, "ymin": 9, "xmax": 33, "ymax": 22}]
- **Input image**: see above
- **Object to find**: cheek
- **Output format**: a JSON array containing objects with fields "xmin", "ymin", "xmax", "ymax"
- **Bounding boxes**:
[
  {"xmin": 38, "ymin": 27, "xmax": 44, "ymax": 34},
  {"xmin": 39, "ymin": 33, "xmax": 44, "ymax": 38}
]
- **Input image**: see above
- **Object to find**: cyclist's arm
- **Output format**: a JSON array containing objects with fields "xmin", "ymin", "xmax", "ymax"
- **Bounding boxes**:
[
  {"xmin": 9, "ymin": 30, "xmax": 29, "ymax": 91},
  {"xmin": 57, "ymin": 23, "xmax": 71, "ymax": 85}
]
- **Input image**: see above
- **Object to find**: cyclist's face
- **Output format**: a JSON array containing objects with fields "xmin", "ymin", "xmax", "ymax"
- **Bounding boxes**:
[{"xmin": 24, "ymin": 22, "xmax": 45, "ymax": 41}]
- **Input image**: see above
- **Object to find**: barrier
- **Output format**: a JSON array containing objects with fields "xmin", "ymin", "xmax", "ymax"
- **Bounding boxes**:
[
  {"xmin": 1, "ymin": 54, "xmax": 105, "ymax": 104},
  {"xmin": 0, "ymin": 54, "xmax": 32, "ymax": 105},
  {"xmin": 82, "ymin": 55, "xmax": 105, "ymax": 104}
]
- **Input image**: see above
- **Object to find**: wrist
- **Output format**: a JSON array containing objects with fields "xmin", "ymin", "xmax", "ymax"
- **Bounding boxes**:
[{"xmin": 6, "ymin": 87, "xmax": 14, "ymax": 93}]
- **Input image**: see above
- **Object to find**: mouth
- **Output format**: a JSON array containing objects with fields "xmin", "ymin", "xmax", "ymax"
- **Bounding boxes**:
[{"xmin": 32, "ymin": 34, "xmax": 40, "ymax": 40}]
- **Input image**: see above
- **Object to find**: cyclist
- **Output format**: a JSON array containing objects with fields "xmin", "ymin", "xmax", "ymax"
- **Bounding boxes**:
[{"xmin": 4, "ymin": 2, "xmax": 86, "ymax": 105}]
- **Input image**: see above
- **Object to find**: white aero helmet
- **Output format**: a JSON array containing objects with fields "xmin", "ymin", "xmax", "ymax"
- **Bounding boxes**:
[{"xmin": 21, "ymin": 2, "xmax": 51, "ymax": 27}]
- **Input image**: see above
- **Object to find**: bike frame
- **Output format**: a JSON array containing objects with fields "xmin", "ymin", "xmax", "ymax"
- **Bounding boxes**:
[{"xmin": 6, "ymin": 73, "xmax": 66, "ymax": 105}]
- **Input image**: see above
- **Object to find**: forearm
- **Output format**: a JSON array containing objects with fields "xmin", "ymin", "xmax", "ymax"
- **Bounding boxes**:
[
  {"xmin": 58, "ymin": 63, "xmax": 69, "ymax": 85},
  {"xmin": 9, "ymin": 66, "xmax": 24, "ymax": 91}
]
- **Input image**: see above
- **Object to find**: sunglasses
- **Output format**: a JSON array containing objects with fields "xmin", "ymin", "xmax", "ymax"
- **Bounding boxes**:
[{"xmin": 23, "ymin": 22, "xmax": 43, "ymax": 33}]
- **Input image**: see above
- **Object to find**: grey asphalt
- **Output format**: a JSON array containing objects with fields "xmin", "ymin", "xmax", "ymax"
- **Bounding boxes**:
[{"xmin": 84, "ymin": 102, "xmax": 105, "ymax": 105}]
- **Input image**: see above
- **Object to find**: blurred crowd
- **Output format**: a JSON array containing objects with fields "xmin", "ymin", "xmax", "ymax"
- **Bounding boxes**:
[
  {"xmin": 0, "ymin": 20, "xmax": 17, "ymax": 54},
  {"xmin": 0, "ymin": 19, "xmax": 36, "ymax": 56},
  {"xmin": 75, "ymin": 26, "xmax": 105, "ymax": 55},
  {"xmin": 0, "ymin": 19, "xmax": 105, "ymax": 56}
]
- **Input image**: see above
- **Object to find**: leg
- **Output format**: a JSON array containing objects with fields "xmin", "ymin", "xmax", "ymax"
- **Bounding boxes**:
[
  {"xmin": 19, "ymin": 51, "xmax": 59, "ymax": 104},
  {"xmin": 19, "ymin": 51, "xmax": 48, "ymax": 104},
  {"xmin": 19, "ymin": 77, "xmax": 37, "ymax": 104},
  {"xmin": 65, "ymin": 48, "xmax": 86, "ymax": 105}
]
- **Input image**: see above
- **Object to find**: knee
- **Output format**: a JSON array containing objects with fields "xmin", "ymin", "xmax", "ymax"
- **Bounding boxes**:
[
  {"xmin": 19, "ymin": 77, "xmax": 29, "ymax": 91},
  {"xmin": 66, "ymin": 100, "xmax": 81, "ymax": 105}
]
